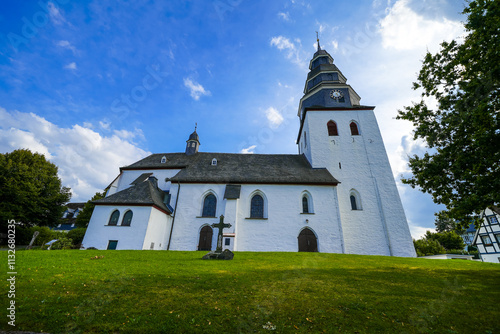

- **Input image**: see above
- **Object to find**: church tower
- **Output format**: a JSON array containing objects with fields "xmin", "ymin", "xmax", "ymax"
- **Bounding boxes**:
[{"xmin": 297, "ymin": 42, "xmax": 415, "ymax": 257}]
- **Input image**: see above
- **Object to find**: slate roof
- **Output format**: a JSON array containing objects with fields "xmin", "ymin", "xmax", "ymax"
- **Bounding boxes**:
[
  {"xmin": 94, "ymin": 179, "xmax": 171, "ymax": 214},
  {"xmin": 224, "ymin": 184, "xmax": 241, "ymax": 199},
  {"xmin": 121, "ymin": 153, "xmax": 338, "ymax": 185}
]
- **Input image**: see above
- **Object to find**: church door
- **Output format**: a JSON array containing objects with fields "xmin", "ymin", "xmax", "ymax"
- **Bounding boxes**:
[
  {"xmin": 198, "ymin": 226, "xmax": 213, "ymax": 251},
  {"xmin": 298, "ymin": 228, "xmax": 318, "ymax": 252}
]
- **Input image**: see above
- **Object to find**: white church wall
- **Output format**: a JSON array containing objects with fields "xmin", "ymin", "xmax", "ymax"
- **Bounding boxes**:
[
  {"xmin": 142, "ymin": 207, "xmax": 171, "ymax": 250},
  {"xmin": 234, "ymin": 184, "xmax": 343, "ymax": 253},
  {"xmin": 168, "ymin": 183, "xmax": 227, "ymax": 251},
  {"xmin": 303, "ymin": 108, "xmax": 415, "ymax": 257},
  {"xmin": 82, "ymin": 205, "xmax": 153, "ymax": 250}
]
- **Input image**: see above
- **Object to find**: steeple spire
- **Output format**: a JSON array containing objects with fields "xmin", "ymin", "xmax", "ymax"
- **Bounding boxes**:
[{"xmin": 316, "ymin": 31, "xmax": 321, "ymax": 51}]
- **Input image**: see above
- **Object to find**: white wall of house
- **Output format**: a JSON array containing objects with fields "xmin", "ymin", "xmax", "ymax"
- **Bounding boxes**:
[
  {"xmin": 142, "ymin": 207, "xmax": 172, "ymax": 250},
  {"xmin": 476, "ymin": 208, "xmax": 500, "ymax": 263},
  {"xmin": 82, "ymin": 205, "xmax": 154, "ymax": 250}
]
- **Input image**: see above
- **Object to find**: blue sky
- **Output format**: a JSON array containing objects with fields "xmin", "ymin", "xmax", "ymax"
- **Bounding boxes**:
[{"xmin": 0, "ymin": 0, "xmax": 467, "ymax": 238}]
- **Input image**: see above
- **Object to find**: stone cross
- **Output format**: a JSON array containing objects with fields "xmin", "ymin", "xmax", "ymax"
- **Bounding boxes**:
[
  {"xmin": 211, "ymin": 215, "xmax": 232, "ymax": 253},
  {"xmin": 26, "ymin": 231, "xmax": 39, "ymax": 250}
]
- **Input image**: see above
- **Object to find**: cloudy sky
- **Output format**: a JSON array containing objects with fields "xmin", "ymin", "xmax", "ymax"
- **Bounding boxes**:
[{"xmin": 0, "ymin": 0, "xmax": 467, "ymax": 238}]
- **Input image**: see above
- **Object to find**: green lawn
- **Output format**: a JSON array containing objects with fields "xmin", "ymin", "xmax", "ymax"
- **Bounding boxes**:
[{"xmin": 4, "ymin": 251, "xmax": 500, "ymax": 333}]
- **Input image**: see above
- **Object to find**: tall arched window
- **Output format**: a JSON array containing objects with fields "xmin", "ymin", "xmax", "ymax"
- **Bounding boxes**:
[
  {"xmin": 202, "ymin": 194, "xmax": 217, "ymax": 217},
  {"xmin": 302, "ymin": 196, "xmax": 309, "ymax": 213},
  {"xmin": 108, "ymin": 210, "xmax": 120, "ymax": 226},
  {"xmin": 122, "ymin": 210, "xmax": 133, "ymax": 226},
  {"xmin": 350, "ymin": 195, "xmax": 357, "ymax": 210},
  {"xmin": 327, "ymin": 121, "xmax": 338, "ymax": 136},
  {"xmin": 350, "ymin": 190, "xmax": 362, "ymax": 210},
  {"xmin": 350, "ymin": 122, "xmax": 360, "ymax": 135},
  {"xmin": 250, "ymin": 194, "xmax": 264, "ymax": 218}
]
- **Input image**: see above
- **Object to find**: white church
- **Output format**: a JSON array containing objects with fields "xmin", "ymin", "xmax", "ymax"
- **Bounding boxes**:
[{"xmin": 82, "ymin": 44, "xmax": 416, "ymax": 257}]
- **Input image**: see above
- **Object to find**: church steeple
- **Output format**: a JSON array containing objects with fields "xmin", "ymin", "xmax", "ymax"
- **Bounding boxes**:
[
  {"xmin": 297, "ymin": 43, "xmax": 362, "ymax": 120},
  {"xmin": 185, "ymin": 125, "xmax": 200, "ymax": 155}
]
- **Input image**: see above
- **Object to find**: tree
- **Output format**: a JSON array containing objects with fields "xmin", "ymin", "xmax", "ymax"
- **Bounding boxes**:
[
  {"xmin": 397, "ymin": 0, "xmax": 500, "ymax": 229},
  {"xmin": 413, "ymin": 238, "xmax": 446, "ymax": 257},
  {"xmin": 424, "ymin": 231, "xmax": 465, "ymax": 251},
  {"xmin": 434, "ymin": 211, "xmax": 457, "ymax": 233},
  {"xmin": 75, "ymin": 191, "xmax": 105, "ymax": 227},
  {"xmin": 0, "ymin": 149, "xmax": 71, "ymax": 228}
]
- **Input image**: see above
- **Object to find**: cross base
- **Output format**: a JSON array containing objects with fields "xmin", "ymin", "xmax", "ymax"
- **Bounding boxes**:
[{"xmin": 202, "ymin": 249, "xmax": 234, "ymax": 260}]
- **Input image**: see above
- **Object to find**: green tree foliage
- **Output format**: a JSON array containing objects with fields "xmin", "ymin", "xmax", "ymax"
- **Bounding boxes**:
[
  {"xmin": 424, "ymin": 230, "xmax": 465, "ymax": 251},
  {"xmin": 75, "ymin": 191, "xmax": 105, "ymax": 227},
  {"xmin": 397, "ymin": 0, "xmax": 500, "ymax": 228},
  {"xmin": 67, "ymin": 227, "xmax": 87, "ymax": 246},
  {"xmin": 434, "ymin": 211, "xmax": 457, "ymax": 233},
  {"xmin": 0, "ymin": 149, "xmax": 71, "ymax": 228},
  {"xmin": 413, "ymin": 238, "xmax": 446, "ymax": 257}
]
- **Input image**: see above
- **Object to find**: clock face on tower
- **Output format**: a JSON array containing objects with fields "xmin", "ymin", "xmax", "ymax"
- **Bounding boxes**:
[{"xmin": 330, "ymin": 89, "xmax": 344, "ymax": 100}]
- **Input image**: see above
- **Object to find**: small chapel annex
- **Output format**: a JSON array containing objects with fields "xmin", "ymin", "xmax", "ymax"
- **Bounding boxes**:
[{"xmin": 82, "ymin": 44, "xmax": 416, "ymax": 257}]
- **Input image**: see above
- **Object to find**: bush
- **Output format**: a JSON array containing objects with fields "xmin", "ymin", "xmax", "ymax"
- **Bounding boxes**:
[
  {"xmin": 50, "ymin": 236, "xmax": 73, "ymax": 250},
  {"xmin": 413, "ymin": 238, "xmax": 446, "ymax": 257},
  {"xmin": 67, "ymin": 228, "xmax": 86, "ymax": 246}
]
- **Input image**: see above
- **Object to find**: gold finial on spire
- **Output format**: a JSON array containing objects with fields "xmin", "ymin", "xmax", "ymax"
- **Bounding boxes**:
[{"xmin": 316, "ymin": 31, "xmax": 321, "ymax": 51}]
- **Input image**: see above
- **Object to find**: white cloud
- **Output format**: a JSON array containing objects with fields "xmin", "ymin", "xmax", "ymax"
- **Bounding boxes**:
[
  {"xmin": 270, "ymin": 36, "xmax": 304, "ymax": 67},
  {"xmin": 265, "ymin": 107, "xmax": 284, "ymax": 128},
  {"xmin": 408, "ymin": 223, "xmax": 432, "ymax": 240},
  {"xmin": 48, "ymin": 2, "xmax": 67, "ymax": 25},
  {"xmin": 57, "ymin": 40, "xmax": 77, "ymax": 54},
  {"xmin": 379, "ymin": 0, "xmax": 464, "ymax": 51},
  {"xmin": 183, "ymin": 78, "xmax": 211, "ymax": 100},
  {"xmin": 0, "ymin": 108, "xmax": 150, "ymax": 201},
  {"xmin": 240, "ymin": 145, "xmax": 257, "ymax": 154},
  {"xmin": 278, "ymin": 12, "xmax": 290, "ymax": 21},
  {"xmin": 64, "ymin": 62, "xmax": 77, "ymax": 70}
]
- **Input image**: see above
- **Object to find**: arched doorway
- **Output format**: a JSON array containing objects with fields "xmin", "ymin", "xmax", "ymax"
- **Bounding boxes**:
[
  {"xmin": 298, "ymin": 228, "xmax": 318, "ymax": 252},
  {"xmin": 198, "ymin": 226, "xmax": 213, "ymax": 251}
]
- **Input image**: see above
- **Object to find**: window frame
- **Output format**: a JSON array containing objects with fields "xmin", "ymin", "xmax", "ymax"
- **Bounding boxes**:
[
  {"xmin": 250, "ymin": 193, "xmax": 265, "ymax": 219},
  {"xmin": 121, "ymin": 210, "xmax": 133, "ymax": 226},
  {"xmin": 108, "ymin": 210, "xmax": 120, "ymax": 226},
  {"xmin": 327, "ymin": 121, "xmax": 338, "ymax": 136},
  {"xmin": 350, "ymin": 121, "xmax": 360, "ymax": 136},
  {"xmin": 201, "ymin": 193, "xmax": 217, "ymax": 217},
  {"xmin": 349, "ymin": 190, "xmax": 362, "ymax": 211},
  {"xmin": 481, "ymin": 235, "xmax": 493, "ymax": 246}
]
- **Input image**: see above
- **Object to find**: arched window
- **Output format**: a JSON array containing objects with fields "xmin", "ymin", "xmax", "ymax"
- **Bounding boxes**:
[
  {"xmin": 122, "ymin": 210, "xmax": 133, "ymax": 226},
  {"xmin": 108, "ymin": 210, "xmax": 120, "ymax": 226},
  {"xmin": 250, "ymin": 194, "xmax": 264, "ymax": 218},
  {"xmin": 327, "ymin": 121, "xmax": 338, "ymax": 136},
  {"xmin": 302, "ymin": 196, "xmax": 309, "ymax": 213},
  {"xmin": 350, "ymin": 195, "xmax": 357, "ymax": 210},
  {"xmin": 350, "ymin": 122, "xmax": 360, "ymax": 135},
  {"xmin": 202, "ymin": 194, "xmax": 217, "ymax": 217},
  {"xmin": 350, "ymin": 190, "xmax": 362, "ymax": 210}
]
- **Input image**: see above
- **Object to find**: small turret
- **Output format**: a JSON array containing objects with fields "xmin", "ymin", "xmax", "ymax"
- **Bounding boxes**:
[{"xmin": 185, "ymin": 125, "xmax": 200, "ymax": 155}]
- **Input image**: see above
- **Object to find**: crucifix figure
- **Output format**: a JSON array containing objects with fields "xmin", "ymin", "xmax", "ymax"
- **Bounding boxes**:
[{"xmin": 211, "ymin": 215, "xmax": 232, "ymax": 253}]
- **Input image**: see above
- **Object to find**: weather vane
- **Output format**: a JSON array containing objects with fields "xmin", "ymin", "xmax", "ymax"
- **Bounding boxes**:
[
  {"xmin": 316, "ymin": 31, "xmax": 321, "ymax": 51},
  {"xmin": 195, "ymin": 122, "xmax": 197, "ymax": 131}
]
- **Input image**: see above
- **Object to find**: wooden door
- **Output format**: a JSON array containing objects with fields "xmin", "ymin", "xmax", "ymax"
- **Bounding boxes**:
[
  {"xmin": 198, "ymin": 226, "xmax": 213, "ymax": 251},
  {"xmin": 298, "ymin": 228, "xmax": 318, "ymax": 252}
]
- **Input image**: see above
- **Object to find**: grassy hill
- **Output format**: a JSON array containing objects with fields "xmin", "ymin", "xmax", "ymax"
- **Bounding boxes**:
[{"xmin": 5, "ymin": 251, "xmax": 500, "ymax": 333}]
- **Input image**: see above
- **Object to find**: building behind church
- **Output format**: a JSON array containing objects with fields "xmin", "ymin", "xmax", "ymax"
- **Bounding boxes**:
[{"xmin": 82, "ymin": 45, "xmax": 416, "ymax": 257}]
